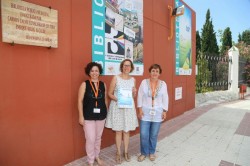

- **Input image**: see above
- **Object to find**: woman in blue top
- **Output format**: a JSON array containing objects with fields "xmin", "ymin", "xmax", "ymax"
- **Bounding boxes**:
[{"xmin": 137, "ymin": 64, "xmax": 169, "ymax": 162}]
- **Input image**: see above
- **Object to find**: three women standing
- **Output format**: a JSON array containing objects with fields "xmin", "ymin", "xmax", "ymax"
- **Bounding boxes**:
[
  {"xmin": 105, "ymin": 59, "xmax": 139, "ymax": 164},
  {"xmin": 78, "ymin": 61, "xmax": 168, "ymax": 164},
  {"xmin": 78, "ymin": 62, "xmax": 108, "ymax": 166},
  {"xmin": 137, "ymin": 64, "xmax": 169, "ymax": 162}
]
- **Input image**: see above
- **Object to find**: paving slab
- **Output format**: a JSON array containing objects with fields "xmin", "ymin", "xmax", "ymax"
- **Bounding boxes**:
[{"xmin": 65, "ymin": 96, "xmax": 250, "ymax": 166}]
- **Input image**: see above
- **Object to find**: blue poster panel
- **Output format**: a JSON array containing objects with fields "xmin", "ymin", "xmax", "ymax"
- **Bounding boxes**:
[
  {"xmin": 92, "ymin": 0, "xmax": 105, "ymax": 68},
  {"xmin": 175, "ymin": 0, "xmax": 192, "ymax": 75},
  {"xmin": 92, "ymin": 0, "xmax": 144, "ymax": 75}
]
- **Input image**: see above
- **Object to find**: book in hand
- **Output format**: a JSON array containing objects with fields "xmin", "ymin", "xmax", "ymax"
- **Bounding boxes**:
[{"xmin": 117, "ymin": 88, "xmax": 133, "ymax": 108}]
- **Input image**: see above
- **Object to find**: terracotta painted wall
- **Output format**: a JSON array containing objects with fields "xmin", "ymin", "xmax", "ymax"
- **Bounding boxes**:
[{"xmin": 0, "ymin": 0, "xmax": 196, "ymax": 165}]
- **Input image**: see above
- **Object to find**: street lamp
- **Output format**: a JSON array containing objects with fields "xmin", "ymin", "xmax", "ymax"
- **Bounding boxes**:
[{"xmin": 168, "ymin": 5, "xmax": 185, "ymax": 40}]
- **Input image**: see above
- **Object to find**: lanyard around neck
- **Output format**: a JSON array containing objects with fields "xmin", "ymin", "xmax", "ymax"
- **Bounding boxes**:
[
  {"xmin": 150, "ymin": 80, "xmax": 158, "ymax": 107},
  {"xmin": 89, "ymin": 80, "xmax": 99, "ymax": 107}
]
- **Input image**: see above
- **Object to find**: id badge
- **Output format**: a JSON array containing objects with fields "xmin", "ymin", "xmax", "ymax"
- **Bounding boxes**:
[
  {"xmin": 149, "ymin": 109, "xmax": 156, "ymax": 116},
  {"xmin": 93, "ymin": 108, "xmax": 100, "ymax": 113}
]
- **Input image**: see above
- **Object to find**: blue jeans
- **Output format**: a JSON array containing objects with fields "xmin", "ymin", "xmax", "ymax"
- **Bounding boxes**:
[{"xmin": 140, "ymin": 120, "xmax": 161, "ymax": 155}]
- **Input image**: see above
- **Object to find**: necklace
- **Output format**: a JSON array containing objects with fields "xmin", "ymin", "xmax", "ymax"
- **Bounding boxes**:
[{"xmin": 150, "ymin": 79, "xmax": 158, "ymax": 107}]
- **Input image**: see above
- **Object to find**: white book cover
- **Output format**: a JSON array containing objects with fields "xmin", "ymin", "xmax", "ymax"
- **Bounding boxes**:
[{"xmin": 117, "ymin": 88, "xmax": 133, "ymax": 108}]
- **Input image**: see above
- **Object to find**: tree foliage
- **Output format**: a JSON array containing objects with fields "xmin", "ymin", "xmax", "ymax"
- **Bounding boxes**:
[
  {"xmin": 244, "ymin": 59, "xmax": 250, "ymax": 86},
  {"xmin": 196, "ymin": 31, "xmax": 201, "ymax": 57},
  {"xmin": 199, "ymin": 9, "xmax": 219, "ymax": 83},
  {"xmin": 236, "ymin": 29, "xmax": 250, "ymax": 87},
  {"xmin": 238, "ymin": 33, "xmax": 242, "ymax": 43},
  {"xmin": 220, "ymin": 27, "xmax": 232, "ymax": 56},
  {"xmin": 196, "ymin": 56, "xmax": 212, "ymax": 93},
  {"xmin": 241, "ymin": 30, "xmax": 250, "ymax": 45},
  {"xmin": 235, "ymin": 41, "xmax": 250, "ymax": 59},
  {"xmin": 201, "ymin": 9, "xmax": 219, "ymax": 55}
]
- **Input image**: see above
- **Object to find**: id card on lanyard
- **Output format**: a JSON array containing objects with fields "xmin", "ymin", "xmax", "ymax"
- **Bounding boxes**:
[
  {"xmin": 150, "ymin": 80, "xmax": 158, "ymax": 116},
  {"xmin": 149, "ymin": 108, "xmax": 156, "ymax": 116},
  {"xmin": 93, "ymin": 108, "xmax": 100, "ymax": 113},
  {"xmin": 89, "ymin": 80, "xmax": 100, "ymax": 113}
]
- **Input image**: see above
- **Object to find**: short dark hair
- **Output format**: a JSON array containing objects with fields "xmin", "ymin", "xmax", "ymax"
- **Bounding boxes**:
[
  {"xmin": 85, "ymin": 62, "xmax": 103, "ymax": 76},
  {"xmin": 148, "ymin": 64, "xmax": 162, "ymax": 74},
  {"xmin": 119, "ymin": 59, "xmax": 134, "ymax": 73}
]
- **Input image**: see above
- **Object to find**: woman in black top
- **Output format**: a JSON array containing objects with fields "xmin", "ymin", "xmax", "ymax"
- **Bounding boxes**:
[{"xmin": 78, "ymin": 62, "xmax": 107, "ymax": 166}]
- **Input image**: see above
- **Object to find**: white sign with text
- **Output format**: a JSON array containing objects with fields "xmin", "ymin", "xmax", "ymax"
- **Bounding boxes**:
[{"xmin": 175, "ymin": 87, "xmax": 182, "ymax": 100}]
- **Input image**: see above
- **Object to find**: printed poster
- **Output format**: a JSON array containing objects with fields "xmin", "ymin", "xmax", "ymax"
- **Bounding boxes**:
[
  {"xmin": 175, "ymin": 0, "xmax": 192, "ymax": 75},
  {"xmin": 92, "ymin": 0, "xmax": 144, "ymax": 75}
]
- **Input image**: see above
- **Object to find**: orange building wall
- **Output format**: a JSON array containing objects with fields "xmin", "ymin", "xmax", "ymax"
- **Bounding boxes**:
[{"xmin": 0, "ymin": 0, "xmax": 196, "ymax": 165}]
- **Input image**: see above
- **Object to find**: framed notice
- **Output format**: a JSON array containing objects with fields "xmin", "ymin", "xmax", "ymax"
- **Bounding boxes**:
[
  {"xmin": 1, "ymin": 0, "xmax": 58, "ymax": 48},
  {"xmin": 117, "ymin": 88, "xmax": 133, "ymax": 108}
]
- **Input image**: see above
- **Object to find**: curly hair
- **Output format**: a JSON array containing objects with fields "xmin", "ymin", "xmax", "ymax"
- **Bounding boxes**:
[{"xmin": 85, "ymin": 62, "xmax": 103, "ymax": 76}]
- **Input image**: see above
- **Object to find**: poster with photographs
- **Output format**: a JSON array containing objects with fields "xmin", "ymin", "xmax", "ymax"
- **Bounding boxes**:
[
  {"xmin": 92, "ymin": 0, "xmax": 143, "ymax": 75},
  {"xmin": 125, "ymin": 40, "xmax": 133, "ymax": 61},
  {"xmin": 175, "ymin": 0, "xmax": 192, "ymax": 75}
]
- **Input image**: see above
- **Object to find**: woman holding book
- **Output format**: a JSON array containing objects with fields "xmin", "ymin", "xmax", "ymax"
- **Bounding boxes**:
[
  {"xmin": 105, "ymin": 59, "xmax": 138, "ymax": 164},
  {"xmin": 137, "ymin": 64, "xmax": 169, "ymax": 162}
]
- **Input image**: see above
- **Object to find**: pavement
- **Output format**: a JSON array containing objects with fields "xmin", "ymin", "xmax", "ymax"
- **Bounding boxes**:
[{"xmin": 65, "ymin": 95, "xmax": 250, "ymax": 166}]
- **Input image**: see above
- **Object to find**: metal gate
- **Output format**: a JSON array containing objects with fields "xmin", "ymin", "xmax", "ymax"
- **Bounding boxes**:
[
  {"xmin": 196, "ymin": 53, "xmax": 231, "ymax": 93},
  {"xmin": 239, "ymin": 57, "xmax": 247, "ymax": 85}
]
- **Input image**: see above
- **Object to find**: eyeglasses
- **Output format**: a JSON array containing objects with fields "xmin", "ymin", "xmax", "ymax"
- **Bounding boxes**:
[{"xmin": 123, "ymin": 65, "xmax": 131, "ymax": 67}]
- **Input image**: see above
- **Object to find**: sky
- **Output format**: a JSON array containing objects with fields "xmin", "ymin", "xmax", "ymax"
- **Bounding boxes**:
[{"xmin": 184, "ymin": 0, "xmax": 250, "ymax": 44}]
